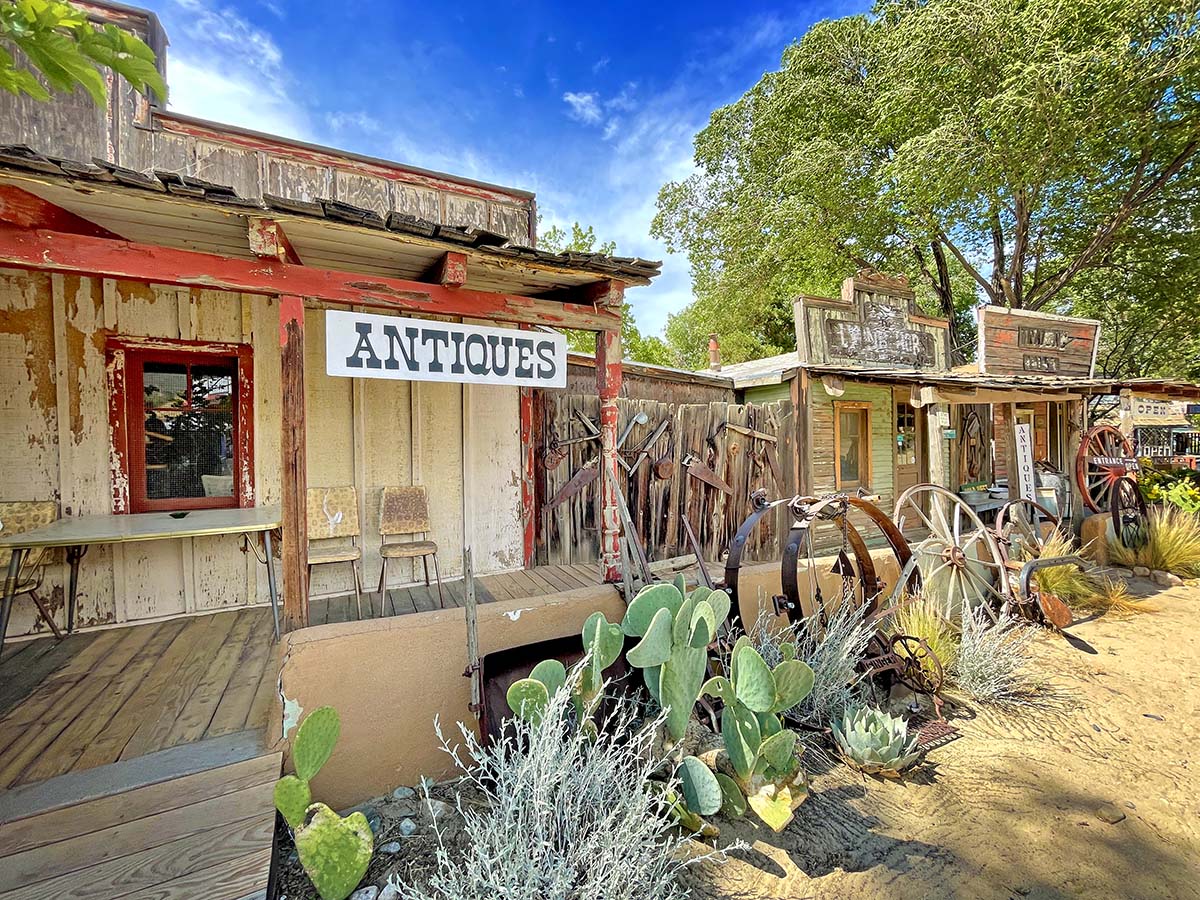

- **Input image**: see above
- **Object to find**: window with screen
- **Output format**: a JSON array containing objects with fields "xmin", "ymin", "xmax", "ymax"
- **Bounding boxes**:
[
  {"xmin": 115, "ymin": 343, "xmax": 254, "ymax": 513},
  {"xmin": 835, "ymin": 404, "xmax": 870, "ymax": 489}
]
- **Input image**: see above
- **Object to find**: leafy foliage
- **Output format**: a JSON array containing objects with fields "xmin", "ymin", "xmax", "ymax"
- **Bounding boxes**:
[
  {"xmin": 390, "ymin": 686, "xmax": 703, "ymax": 900},
  {"xmin": 539, "ymin": 221, "xmax": 676, "ymax": 366},
  {"xmin": 0, "ymin": 0, "xmax": 165, "ymax": 105},
  {"xmin": 654, "ymin": 0, "xmax": 1200, "ymax": 370},
  {"xmin": 1140, "ymin": 462, "xmax": 1200, "ymax": 513}
]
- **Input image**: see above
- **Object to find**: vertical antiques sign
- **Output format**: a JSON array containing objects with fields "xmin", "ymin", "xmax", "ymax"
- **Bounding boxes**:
[
  {"xmin": 1014, "ymin": 423, "xmax": 1037, "ymax": 501},
  {"xmin": 977, "ymin": 307, "xmax": 1100, "ymax": 377},
  {"xmin": 325, "ymin": 310, "xmax": 567, "ymax": 387}
]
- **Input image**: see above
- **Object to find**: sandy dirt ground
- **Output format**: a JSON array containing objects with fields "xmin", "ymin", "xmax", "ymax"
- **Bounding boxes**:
[{"xmin": 685, "ymin": 580, "xmax": 1200, "ymax": 900}]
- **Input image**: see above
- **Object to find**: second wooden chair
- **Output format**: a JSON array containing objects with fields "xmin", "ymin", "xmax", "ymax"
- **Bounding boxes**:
[
  {"xmin": 378, "ymin": 486, "xmax": 444, "ymax": 610},
  {"xmin": 306, "ymin": 486, "xmax": 365, "ymax": 619}
]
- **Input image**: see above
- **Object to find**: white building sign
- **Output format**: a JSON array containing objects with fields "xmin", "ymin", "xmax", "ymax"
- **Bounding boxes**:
[
  {"xmin": 1014, "ymin": 423, "xmax": 1037, "ymax": 502},
  {"xmin": 325, "ymin": 310, "xmax": 567, "ymax": 388}
]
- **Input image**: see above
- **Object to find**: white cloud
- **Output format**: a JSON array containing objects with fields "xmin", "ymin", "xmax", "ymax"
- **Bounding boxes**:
[
  {"xmin": 592, "ymin": 56, "xmax": 611, "ymax": 73},
  {"xmin": 162, "ymin": 0, "xmax": 312, "ymax": 141},
  {"xmin": 562, "ymin": 91, "xmax": 603, "ymax": 124},
  {"xmin": 325, "ymin": 110, "xmax": 382, "ymax": 135}
]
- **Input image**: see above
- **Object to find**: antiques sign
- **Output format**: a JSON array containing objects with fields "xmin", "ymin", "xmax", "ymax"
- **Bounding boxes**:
[
  {"xmin": 325, "ymin": 310, "xmax": 568, "ymax": 388},
  {"xmin": 1014, "ymin": 423, "xmax": 1037, "ymax": 501},
  {"xmin": 978, "ymin": 306, "xmax": 1099, "ymax": 377},
  {"xmin": 823, "ymin": 302, "xmax": 937, "ymax": 368}
]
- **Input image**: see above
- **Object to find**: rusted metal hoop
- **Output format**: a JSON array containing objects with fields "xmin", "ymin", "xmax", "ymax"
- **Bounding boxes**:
[
  {"xmin": 723, "ymin": 491, "xmax": 794, "ymax": 621},
  {"xmin": 1110, "ymin": 474, "xmax": 1150, "ymax": 550},
  {"xmin": 891, "ymin": 634, "xmax": 945, "ymax": 695}
]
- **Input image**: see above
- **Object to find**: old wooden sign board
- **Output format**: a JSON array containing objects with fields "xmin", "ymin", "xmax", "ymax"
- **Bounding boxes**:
[
  {"xmin": 977, "ymin": 306, "xmax": 1099, "ymax": 377},
  {"xmin": 794, "ymin": 271, "xmax": 952, "ymax": 371}
]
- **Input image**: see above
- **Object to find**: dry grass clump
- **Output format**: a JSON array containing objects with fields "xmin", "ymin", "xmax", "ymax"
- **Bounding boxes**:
[
  {"xmin": 891, "ymin": 595, "xmax": 959, "ymax": 678},
  {"xmin": 1030, "ymin": 531, "xmax": 1101, "ymax": 604},
  {"xmin": 1109, "ymin": 507, "xmax": 1200, "ymax": 577},
  {"xmin": 1070, "ymin": 576, "xmax": 1156, "ymax": 617}
]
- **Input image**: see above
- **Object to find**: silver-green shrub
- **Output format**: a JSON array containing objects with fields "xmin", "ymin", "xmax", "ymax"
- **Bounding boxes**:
[
  {"xmin": 951, "ymin": 607, "xmax": 1041, "ymax": 706},
  {"xmin": 389, "ymin": 671, "xmax": 707, "ymax": 900},
  {"xmin": 747, "ymin": 600, "xmax": 874, "ymax": 727}
]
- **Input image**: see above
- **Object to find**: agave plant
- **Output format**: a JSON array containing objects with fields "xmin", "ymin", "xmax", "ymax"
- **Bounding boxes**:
[{"xmin": 831, "ymin": 706, "xmax": 922, "ymax": 778}]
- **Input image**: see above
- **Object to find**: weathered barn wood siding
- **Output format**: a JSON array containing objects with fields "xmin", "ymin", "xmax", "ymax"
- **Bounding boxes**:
[
  {"xmin": 0, "ymin": 273, "xmax": 524, "ymax": 636},
  {"xmin": 542, "ymin": 395, "xmax": 794, "ymax": 566},
  {"xmin": 810, "ymin": 381, "xmax": 895, "ymax": 507}
]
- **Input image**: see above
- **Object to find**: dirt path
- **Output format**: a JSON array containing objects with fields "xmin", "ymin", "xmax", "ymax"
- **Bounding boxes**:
[{"xmin": 686, "ymin": 581, "xmax": 1200, "ymax": 900}]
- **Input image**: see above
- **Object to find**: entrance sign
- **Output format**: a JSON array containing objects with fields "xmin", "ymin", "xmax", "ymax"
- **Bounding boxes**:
[
  {"xmin": 325, "ymin": 310, "xmax": 567, "ymax": 388},
  {"xmin": 1014, "ymin": 423, "xmax": 1037, "ymax": 501}
]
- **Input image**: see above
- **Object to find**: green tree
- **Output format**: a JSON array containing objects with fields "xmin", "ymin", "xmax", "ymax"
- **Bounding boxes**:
[
  {"xmin": 540, "ymin": 221, "xmax": 676, "ymax": 367},
  {"xmin": 655, "ymin": 0, "xmax": 1199, "ymax": 369},
  {"xmin": 1, "ymin": 0, "xmax": 166, "ymax": 105}
]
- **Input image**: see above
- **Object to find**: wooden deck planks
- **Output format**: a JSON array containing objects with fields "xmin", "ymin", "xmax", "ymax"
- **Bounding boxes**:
[{"xmin": 205, "ymin": 611, "xmax": 276, "ymax": 739}]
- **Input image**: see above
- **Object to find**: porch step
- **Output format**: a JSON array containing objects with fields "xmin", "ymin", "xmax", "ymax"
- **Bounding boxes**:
[{"xmin": 0, "ymin": 731, "xmax": 281, "ymax": 900}]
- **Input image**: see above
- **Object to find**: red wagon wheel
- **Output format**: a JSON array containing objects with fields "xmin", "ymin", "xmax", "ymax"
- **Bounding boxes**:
[{"xmin": 1075, "ymin": 425, "xmax": 1135, "ymax": 513}]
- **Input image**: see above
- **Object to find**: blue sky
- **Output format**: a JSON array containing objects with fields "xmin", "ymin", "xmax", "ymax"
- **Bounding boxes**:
[{"xmin": 160, "ymin": 0, "xmax": 862, "ymax": 337}]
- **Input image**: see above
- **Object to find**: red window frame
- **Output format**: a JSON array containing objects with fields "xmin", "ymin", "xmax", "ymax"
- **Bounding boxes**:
[{"xmin": 107, "ymin": 338, "xmax": 255, "ymax": 514}]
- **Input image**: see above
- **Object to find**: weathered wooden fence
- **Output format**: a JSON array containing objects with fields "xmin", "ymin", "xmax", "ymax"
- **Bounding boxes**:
[{"xmin": 539, "ymin": 395, "xmax": 795, "ymax": 567}]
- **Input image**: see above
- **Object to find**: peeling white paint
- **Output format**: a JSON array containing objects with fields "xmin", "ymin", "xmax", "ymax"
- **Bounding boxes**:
[
  {"xmin": 282, "ymin": 695, "xmax": 303, "ymax": 739},
  {"xmin": 503, "ymin": 607, "xmax": 534, "ymax": 621}
]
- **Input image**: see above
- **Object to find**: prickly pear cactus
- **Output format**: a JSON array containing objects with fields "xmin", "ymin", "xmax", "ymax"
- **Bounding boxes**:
[
  {"xmin": 274, "ymin": 774, "xmax": 311, "ymax": 829},
  {"xmin": 506, "ymin": 677, "xmax": 551, "ymax": 724},
  {"xmin": 293, "ymin": 706, "xmax": 341, "ymax": 782},
  {"xmin": 294, "ymin": 803, "xmax": 374, "ymax": 900},
  {"xmin": 622, "ymin": 581, "xmax": 735, "ymax": 741}
]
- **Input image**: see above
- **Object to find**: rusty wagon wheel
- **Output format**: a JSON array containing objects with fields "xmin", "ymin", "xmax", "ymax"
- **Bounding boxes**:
[
  {"xmin": 1111, "ymin": 475, "xmax": 1150, "ymax": 551},
  {"xmin": 893, "ymin": 484, "xmax": 1008, "ymax": 618},
  {"xmin": 891, "ymin": 634, "xmax": 945, "ymax": 695},
  {"xmin": 1076, "ymin": 425, "xmax": 1135, "ymax": 514}
]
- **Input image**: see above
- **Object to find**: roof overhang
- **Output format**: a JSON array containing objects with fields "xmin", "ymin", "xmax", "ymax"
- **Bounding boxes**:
[{"xmin": 0, "ymin": 149, "xmax": 662, "ymax": 331}]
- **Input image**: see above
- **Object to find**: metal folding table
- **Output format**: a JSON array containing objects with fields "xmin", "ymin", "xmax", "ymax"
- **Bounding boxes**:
[{"xmin": 0, "ymin": 505, "xmax": 282, "ymax": 654}]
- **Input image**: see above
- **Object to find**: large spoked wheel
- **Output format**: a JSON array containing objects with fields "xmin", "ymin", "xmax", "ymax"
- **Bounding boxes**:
[
  {"xmin": 893, "ymin": 484, "xmax": 1007, "ymax": 617},
  {"xmin": 996, "ymin": 499, "xmax": 1061, "ymax": 562},
  {"xmin": 1076, "ymin": 425, "xmax": 1135, "ymax": 514},
  {"xmin": 1111, "ymin": 475, "xmax": 1150, "ymax": 550},
  {"xmin": 891, "ymin": 634, "xmax": 945, "ymax": 695}
]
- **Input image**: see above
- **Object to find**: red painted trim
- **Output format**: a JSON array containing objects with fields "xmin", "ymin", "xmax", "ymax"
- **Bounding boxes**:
[
  {"xmin": 435, "ymin": 251, "xmax": 468, "ymax": 287},
  {"xmin": 279, "ymin": 294, "xmax": 305, "ymax": 347},
  {"xmin": 0, "ymin": 185, "xmax": 122, "ymax": 239},
  {"xmin": 107, "ymin": 337, "xmax": 255, "ymax": 515},
  {"xmin": 0, "ymin": 225, "xmax": 622, "ymax": 332},
  {"xmin": 519, "ymin": 385, "xmax": 536, "ymax": 567}
]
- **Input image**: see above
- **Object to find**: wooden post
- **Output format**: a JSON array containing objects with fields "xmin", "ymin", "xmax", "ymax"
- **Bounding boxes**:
[
  {"xmin": 794, "ymin": 369, "xmax": 811, "ymax": 496},
  {"xmin": 279, "ymin": 295, "xmax": 309, "ymax": 631},
  {"xmin": 596, "ymin": 328, "xmax": 622, "ymax": 582},
  {"xmin": 1001, "ymin": 403, "xmax": 1021, "ymax": 500},
  {"xmin": 926, "ymin": 403, "xmax": 946, "ymax": 486}
]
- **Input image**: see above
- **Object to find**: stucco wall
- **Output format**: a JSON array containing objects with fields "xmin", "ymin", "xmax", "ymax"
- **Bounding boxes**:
[
  {"xmin": 277, "ymin": 585, "xmax": 627, "ymax": 809},
  {"xmin": 0, "ymin": 270, "xmax": 524, "ymax": 636}
]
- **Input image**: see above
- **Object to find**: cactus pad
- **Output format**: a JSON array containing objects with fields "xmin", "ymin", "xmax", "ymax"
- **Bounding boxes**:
[
  {"xmin": 293, "ymin": 706, "xmax": 341, "ymax": 782},
  {"xmin": 295, "ymin": 803, "xmax": 374, "ymax": 900},
  {"xmin": 701, "ymin": 675, "xmax": 735, "ymax": 705},
  {"xmin": 274, "ymin": 774, "xmax": 312, "ymax": 829},
  {"xmin": 770, "ymin": 659, "xmax": 815, "ymax": 713},
  {"xmin": 760, "ymin": 729, "xmax": 798, "ymax": 772},
  {"xmin": 659, "ymin": 644, "xmax": 707, "ymax": 741},
  {"xmin": 622, "ymin": 583, "xmax": 683, "ymax": 636},
  {"xmin": 678, "ymin": 756, "xmax": 722, "ymax": 817},
  {"xmin": 707, "ymin": 589, "xmax": 732, "ymax": 630},
  {"xmin": 722, "ymin": 701, "xmax": 763, "ymax": 779},
  {"xmin": 731, "ymin": 645, "xmax": 776, "ymax": 713},
  {"xmin": 626, "ymin": 605, "xmax": 673, "ymax": 667},
  {"xmin": 529, "ymin": 659, "xmax": 567, "ymax": 698},
  {"xmin": 715, "ymin": 772, "xmax": 747, "ymax": 817},
  {"xmin": 582, "ymin": 611, "xmax": 623, "ymax": 670},
  {"xmin": 506, "ymin": 677, "xmax": 550, "ymax": 723}
]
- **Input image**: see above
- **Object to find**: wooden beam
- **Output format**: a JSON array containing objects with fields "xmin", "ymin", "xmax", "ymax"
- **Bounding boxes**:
[
  {"xmin": 596, "ymin": 329, "xmax": 622, "ymax": 582},
  {"xmin": 247, "ymin": 218, "xmax": 301, "ymax": 264},
  {"xmin": 0, "ymin": 225, "xmax": 622, "ymax": 332},
  {"xmin": 519, "ymin": 385, "xmax": 536, "ymax": 568},
  {"xmin": 426, "ymin": 251, "xmax": 467, "ymax": 287},
  {"xmin": 279, "ymin": 295, "xmax": 308, "ymax": 632},
  {"xmin": 0, "ymin": 185, "xmax": 122, "ymax": 239},
  {"xmin": 542, "ymin": 278, "xmax": 625, "ymax": 308}
]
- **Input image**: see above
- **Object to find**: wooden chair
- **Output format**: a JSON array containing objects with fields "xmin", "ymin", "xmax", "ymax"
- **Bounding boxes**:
[
  {"xmin": 0, "ymin": 501, "xmax": 63, "ymax": 639},
  {"xmin": 305, "ymin": 487, "xmax": 364, "ymax": 619},
  {"xmin": 377, "ymin": 486, "xmax": 444, "ymax": 610}
]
